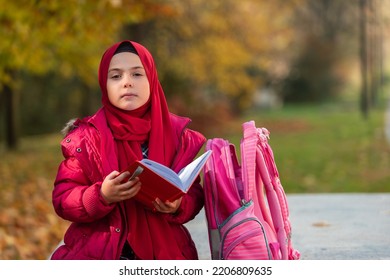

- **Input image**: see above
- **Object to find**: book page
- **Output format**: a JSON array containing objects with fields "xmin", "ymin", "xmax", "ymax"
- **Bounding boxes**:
[
  {"xmin": 178, "ymin": 150, "xmax": 212, "ymax": 191},
  {"xmin": 140, "ymin": 159, "xmax": 183, "ymax": 189},
  {"xmin": 139, "ymin": 150, "xmax": 212, "ymax": 192}
]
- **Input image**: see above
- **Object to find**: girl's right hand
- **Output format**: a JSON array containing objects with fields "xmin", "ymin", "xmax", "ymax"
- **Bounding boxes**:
[{"xmin": 100, "ymin": 170, "xmax": 141, "ymax": 204}]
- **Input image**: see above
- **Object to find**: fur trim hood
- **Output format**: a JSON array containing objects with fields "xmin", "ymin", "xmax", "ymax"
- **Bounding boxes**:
[{"xmin": 61, "ymin": 118, "xmax": 78, "ymax": 136}]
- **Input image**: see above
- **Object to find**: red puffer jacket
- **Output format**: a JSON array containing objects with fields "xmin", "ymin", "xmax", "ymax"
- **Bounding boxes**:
[{"xmin": 51, "ymin": 108, "xmax": 206, "ymax": 260}]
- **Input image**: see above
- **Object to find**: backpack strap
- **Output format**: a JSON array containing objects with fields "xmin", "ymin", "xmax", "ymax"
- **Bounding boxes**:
[
  {"xmin": 241, "ymin": 121, "xmax": 258, "ymax": 202},
  {"xmin": 256, "ymin": 126, "xmax": 299, "ymax": 259},
  {"xmin": 241, "ymin": 121, "xmax": 274, "ymax": 233}
]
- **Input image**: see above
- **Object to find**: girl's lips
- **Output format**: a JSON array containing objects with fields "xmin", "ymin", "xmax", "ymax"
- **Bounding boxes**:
[{"xmin": 121, "ymin": 93, "xmax": 137, "ymax": 98}]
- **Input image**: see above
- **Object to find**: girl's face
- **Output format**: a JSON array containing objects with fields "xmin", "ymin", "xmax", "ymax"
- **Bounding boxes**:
[{"xmin": 106, "ymin": 52, "xmax": 150, "ymax": 111}]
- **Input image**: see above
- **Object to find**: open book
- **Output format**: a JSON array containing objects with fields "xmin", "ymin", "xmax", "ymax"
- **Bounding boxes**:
[{"xmin": 121, "ymin": 150, "xmax": 212, "ymax": 210}]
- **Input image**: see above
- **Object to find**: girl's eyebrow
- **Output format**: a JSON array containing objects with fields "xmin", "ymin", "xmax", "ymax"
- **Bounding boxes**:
[{"xmin": 108, "ymin": 66, "xmax": 144, "ymax": 72}]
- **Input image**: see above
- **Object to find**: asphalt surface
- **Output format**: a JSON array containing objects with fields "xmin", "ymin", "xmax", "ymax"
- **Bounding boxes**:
[{"xmin": 186, "ymin": 193, "xmax": 390, "ymax": 260}]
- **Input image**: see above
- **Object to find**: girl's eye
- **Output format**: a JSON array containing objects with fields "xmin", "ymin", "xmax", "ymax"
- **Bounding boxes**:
[
  {"xmin": 110, "ymin": 74, "xmax": 121, "ymax": 79},
  {"xmin": 132, "ymin": 72, "xmax": 143, "ymax": 77}
]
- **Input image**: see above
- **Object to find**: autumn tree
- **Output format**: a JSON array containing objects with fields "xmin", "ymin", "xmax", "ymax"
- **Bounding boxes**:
[
  {"xmin": 279, "ymin": 0, "xmax": 389, "ymax": 115},
  {"xmin": 122, "ymin": 0, "xmax": 300, "ymax": 117},
  {"xmin": 280, "ymin": 1, "xmax": 359, "ymax": 103},
  {"xmin": 359, "ymin": 0, "xmax": 386, "ymax": 119},
  {"xmin": 0, "ymin": 0, "xmax": 172, "ymax": 150}
]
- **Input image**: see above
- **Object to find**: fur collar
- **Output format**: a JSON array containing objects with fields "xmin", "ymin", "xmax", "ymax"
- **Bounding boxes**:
[{"xmin": 61, "ymin": 118, "xmax": 78, "ymax": 136}]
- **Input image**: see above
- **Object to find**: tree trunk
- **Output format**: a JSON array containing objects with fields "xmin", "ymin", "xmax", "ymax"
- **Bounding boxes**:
[
  {"xmin": 4, "ymin": 81, "xmax": 19, "ymax": 150},
  {"xmin": 1, "ymin": 68, "xmax": 20, "ymax": 150},
  {"xmin": 359, "ymin": 0, "xmax": 370, "ymax": 119}
]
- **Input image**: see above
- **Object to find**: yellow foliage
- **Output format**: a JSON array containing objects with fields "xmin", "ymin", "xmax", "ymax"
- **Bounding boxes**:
[
  {"xmin": 150, "ymin": 0, "xmax": 299, "ymax": 111},
  {"xmin": 0, "ymin": 134, "xmax": 70, "ymax": 259},
  {"xmin": 0, "ymin": 0, "xmax": 172, "ymax": 87}
]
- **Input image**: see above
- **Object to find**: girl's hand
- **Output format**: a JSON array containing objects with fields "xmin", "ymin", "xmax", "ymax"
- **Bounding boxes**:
[
  {"xmin": 153, "ymin": 197, "xmax": 182, "ymax": 214},
  {"xmin": 100, "ymin": 170, "xmax": 141, "ymax": 204}
]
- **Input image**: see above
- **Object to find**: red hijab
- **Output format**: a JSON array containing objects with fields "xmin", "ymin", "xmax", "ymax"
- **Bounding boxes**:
[
  {"xmin": 98, "ymin": 40, "xmax": 176, "ymax": 170},
  {"xmin": 98, "ymin": 41, "xmax": 186, "ymax": 259}
]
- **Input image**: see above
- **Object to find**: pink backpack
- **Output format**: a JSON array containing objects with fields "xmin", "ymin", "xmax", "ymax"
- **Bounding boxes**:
[{"xmin": 202, "ymin": 120, "xmax": 300, "ymax": 260}]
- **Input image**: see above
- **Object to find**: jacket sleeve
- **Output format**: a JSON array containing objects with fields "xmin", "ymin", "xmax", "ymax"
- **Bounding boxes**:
[
  {"xmin": 164, "ymin": 128, "xmax": 206, "ymax": 224},
  {"xmin": 52, "ymin": 128, "xmax": 115, "ymax": 223}
]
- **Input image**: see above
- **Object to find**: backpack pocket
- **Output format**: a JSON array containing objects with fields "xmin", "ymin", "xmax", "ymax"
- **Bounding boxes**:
[{"xmin": 219, "ymin": 201, "xmax": 273, "ymax": 260}]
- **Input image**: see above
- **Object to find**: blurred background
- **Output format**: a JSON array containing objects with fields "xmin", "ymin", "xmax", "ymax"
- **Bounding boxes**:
[{"xmin": 1, "ymin": 0, "xmax": 390, "ymax": 259}]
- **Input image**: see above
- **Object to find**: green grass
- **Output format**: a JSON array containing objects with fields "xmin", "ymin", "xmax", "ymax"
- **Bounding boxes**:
[{"xmin": 236, "ymin": 104, "xmax": 390, "ymax": 193}]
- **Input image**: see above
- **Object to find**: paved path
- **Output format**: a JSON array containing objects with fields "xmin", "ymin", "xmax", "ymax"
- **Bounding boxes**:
[{"xmin": 186, "ymin": 193, "xmax": 390, "ymax": 260}]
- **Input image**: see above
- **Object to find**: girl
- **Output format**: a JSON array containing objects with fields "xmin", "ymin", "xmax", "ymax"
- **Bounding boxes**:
[{"xmin": 51, "ymin": 40, "xmax": 206, "ymax": 260}]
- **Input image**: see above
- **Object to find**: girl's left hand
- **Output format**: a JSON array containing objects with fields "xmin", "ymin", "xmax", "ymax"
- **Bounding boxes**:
[{"xmin": 153, "ymin": 197, "xmax": 182, "ymax": 214}]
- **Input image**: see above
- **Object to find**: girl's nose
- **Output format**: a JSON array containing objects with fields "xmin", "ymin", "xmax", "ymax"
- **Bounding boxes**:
[{"xmin": 124, "ymin": 76, "xmax": 133, "ymax": 88}]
